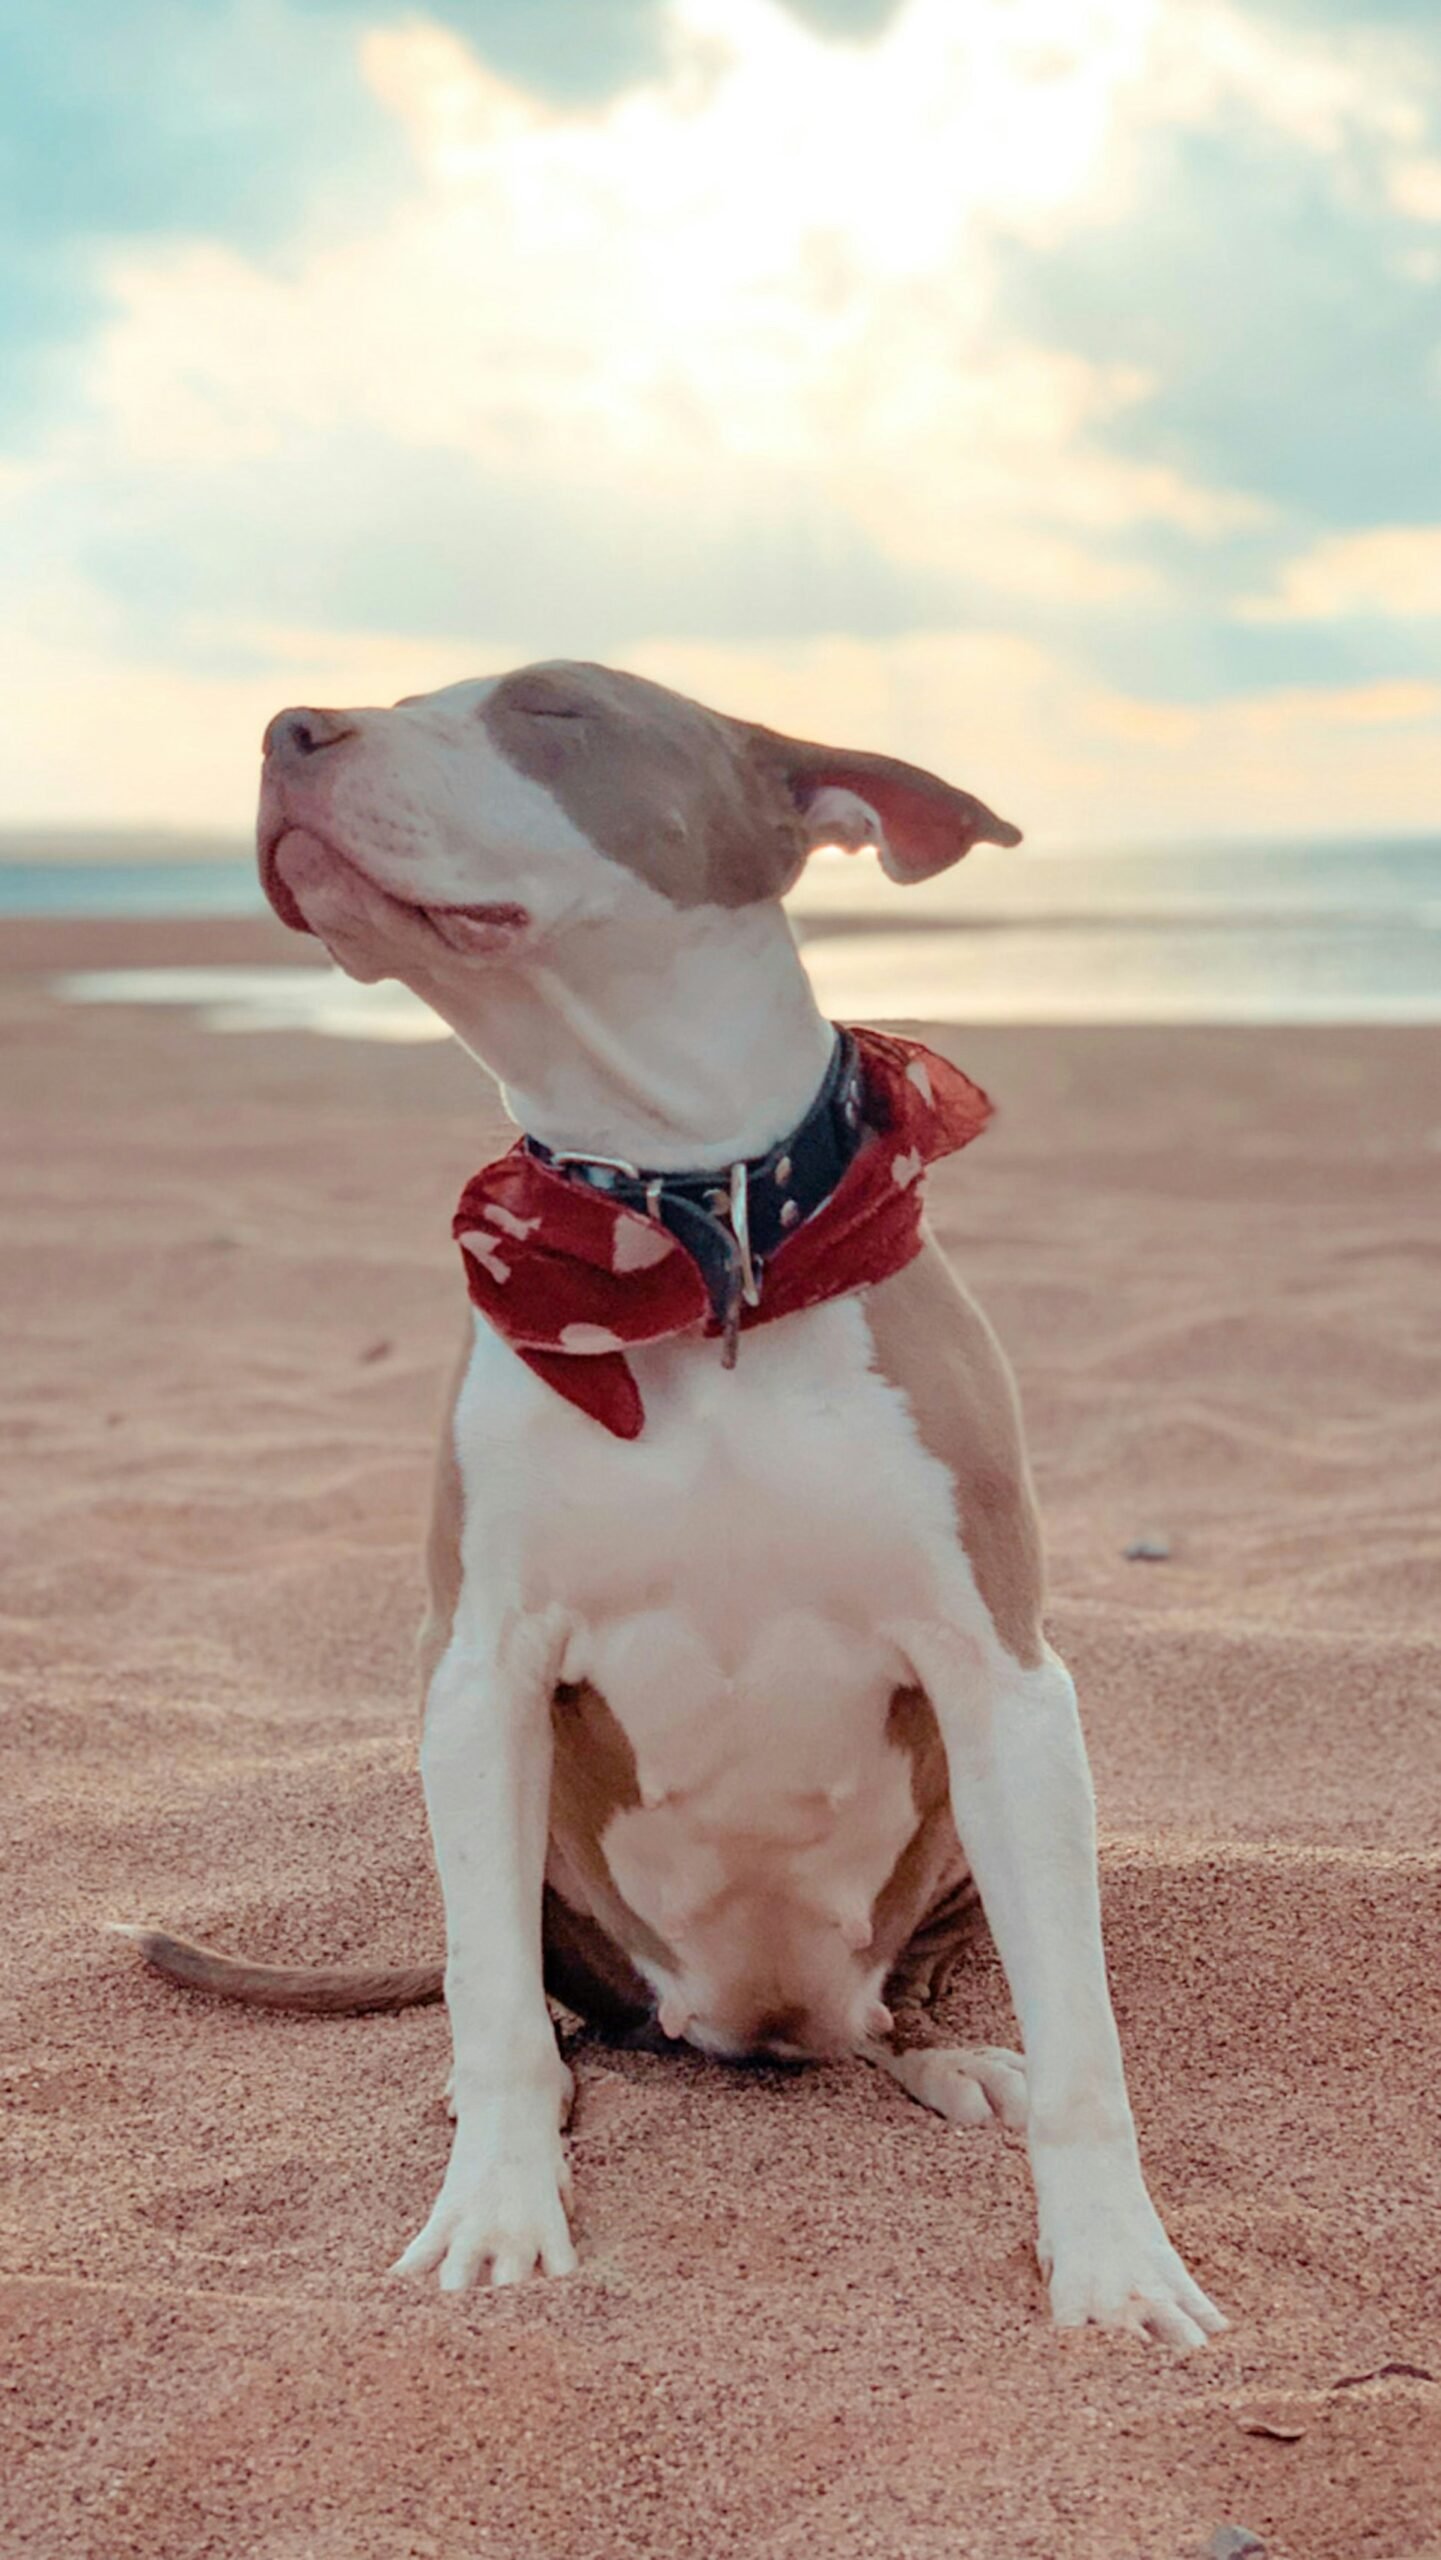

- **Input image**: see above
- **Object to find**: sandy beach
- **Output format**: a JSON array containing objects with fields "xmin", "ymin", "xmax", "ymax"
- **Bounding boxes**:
[{"xmin": 3, "ymin": 913, "xmax": 1439, "ymax": 2560}]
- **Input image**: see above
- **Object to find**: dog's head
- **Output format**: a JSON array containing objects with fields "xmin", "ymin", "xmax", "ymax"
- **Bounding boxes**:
[{"xmin": 257, "ymin": 659, "xmax": 1020, "ymax": 986}]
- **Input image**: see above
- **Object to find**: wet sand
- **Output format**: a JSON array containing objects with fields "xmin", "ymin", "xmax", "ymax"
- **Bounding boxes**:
[{"xmin": 3, "ymin": 916, "xmax": 1438, "ymax": 2560}]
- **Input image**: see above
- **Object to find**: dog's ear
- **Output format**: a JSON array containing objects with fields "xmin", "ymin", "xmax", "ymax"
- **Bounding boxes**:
[{"xmin": 752, "ymin": 728, "xmax": 1021, "ymax": 884}]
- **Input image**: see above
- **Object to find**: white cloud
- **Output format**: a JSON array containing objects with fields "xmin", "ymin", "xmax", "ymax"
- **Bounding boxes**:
[
  {"xmin": 0, "ymin": 610, "xmax": 521, "ymax": 831},
  {"xmin": 1145, "ymin": 0, "xmax": 1435, "ymax": 172},
  {"xmin": 1240, "ymin": 525, "xmax": 1441, "ymax": 621},
  {"xmin": 8, "ymin": 0, "xmax": 1441, "ymax": 835},
  {"xmin": 75, "ymin": 0, "xmax": 1261, "ymax": 602},
  {"xmin": 1389, "ymin": 156, "xmax": 1441, "ymax": 222},
  {"xmin": 6, "ymin": 604, "xmax": 1438, "ymax": 843},
  {"xmin": 631, "ymin": 628, "xmax": 1441, "ymax": 840}
]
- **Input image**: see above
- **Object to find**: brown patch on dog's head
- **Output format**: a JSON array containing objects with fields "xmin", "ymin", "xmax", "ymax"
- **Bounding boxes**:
[{"xmin": 484, "ymin": 659, "xmax": 1021, "ymax": 909}]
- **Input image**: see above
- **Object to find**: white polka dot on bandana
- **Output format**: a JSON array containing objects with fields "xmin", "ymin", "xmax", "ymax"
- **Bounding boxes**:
[
  {"xmin": 905, "ymin": 1059, "xmax": 933, "ymax": 1105},
  {"xmin": 484, "ymin": 1201, "xmax": 541, "ymax": 1241},
  {"xmin": 459, "ymin": 1229, "xmax": 511, "ymax": 1283},
  {"xmin": 891, "ymin": 1149, "xmax": 923, "ymax": 1188},
  {"xmin": 559, "ymin": 1322, "xmax": 624, "ymax": 1352},
  {"xmin": 612, "ymin": 1219, "xmax": 674, "ymax": 1274}
]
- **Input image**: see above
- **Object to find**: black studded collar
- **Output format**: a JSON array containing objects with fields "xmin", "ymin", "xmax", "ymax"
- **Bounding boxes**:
[{"xmin": 523, "ymin": 1029, "xmax": 866, "ymax": 1361}]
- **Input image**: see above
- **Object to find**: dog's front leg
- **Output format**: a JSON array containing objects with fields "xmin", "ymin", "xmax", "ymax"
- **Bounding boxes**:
[
  {"xmin": 394, "ymin": 1606, "xmax": 576, "ymax": 2292},
  {"xmin": 902, "ymin": 1630, "xmax": 1225, "ymax": 2347}
]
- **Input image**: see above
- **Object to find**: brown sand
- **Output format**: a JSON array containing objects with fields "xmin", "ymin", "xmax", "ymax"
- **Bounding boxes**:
[{"xmin": 3, "ymin": 916, "xmax": 1439, "ymax": 2560}]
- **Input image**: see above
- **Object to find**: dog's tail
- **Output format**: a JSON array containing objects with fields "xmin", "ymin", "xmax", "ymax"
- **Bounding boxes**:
[{"xmin": 107, "ymin": 1923, "xmax": 442, "ymax": 2015}]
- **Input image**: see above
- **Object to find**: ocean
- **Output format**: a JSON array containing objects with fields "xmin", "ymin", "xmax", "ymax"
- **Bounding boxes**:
[{"xmin": 7, "ymin": 836, "xmax": 1439, "ymax": 1033}]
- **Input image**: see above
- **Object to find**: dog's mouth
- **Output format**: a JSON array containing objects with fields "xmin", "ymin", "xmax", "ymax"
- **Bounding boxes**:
[{"xmin": 260, "ymin": 824, "xmax": 531, "ymax": 955}]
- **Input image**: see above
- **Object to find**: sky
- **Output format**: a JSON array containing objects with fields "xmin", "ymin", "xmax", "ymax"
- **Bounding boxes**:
[{"xmin": 2, "ymin": 0, "xmax": 1439, "ymax": 844}]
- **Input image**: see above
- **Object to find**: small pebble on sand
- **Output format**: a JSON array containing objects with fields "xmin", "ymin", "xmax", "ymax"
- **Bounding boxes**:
[{"xmin": 1124, "ymin": 1530, "xmax": 1172, "ymax": 1560}]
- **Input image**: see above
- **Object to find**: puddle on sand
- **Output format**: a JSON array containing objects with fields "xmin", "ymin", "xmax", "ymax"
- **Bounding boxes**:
[
  {"xmin": 57, "ymin": 967, "xmax": 453, "ymax": 1042},
  {"xmin": 54, "ymin": 912, "xmax": 1441, "ymax": 1036}
]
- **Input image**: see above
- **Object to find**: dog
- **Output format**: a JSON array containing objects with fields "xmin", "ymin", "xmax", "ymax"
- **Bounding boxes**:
[{"xmin": 121, "ymin": 660, "xmax": 1224, "ymax": 2345}]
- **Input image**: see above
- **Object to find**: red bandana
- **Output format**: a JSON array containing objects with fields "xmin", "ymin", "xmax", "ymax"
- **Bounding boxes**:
[{"xmin": 453, "ymin": 1026, "xmax": 992, "ymax": 1439}]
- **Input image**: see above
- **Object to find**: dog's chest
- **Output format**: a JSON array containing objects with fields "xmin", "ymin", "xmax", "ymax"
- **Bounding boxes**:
[{"xmin": 455, "ymin": 1296, "xmax": 973, "ymax": 2045}]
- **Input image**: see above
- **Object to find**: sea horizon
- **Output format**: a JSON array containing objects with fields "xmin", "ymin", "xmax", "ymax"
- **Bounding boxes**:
[{"xmin": 10, "ymin": 834, "xmax": 1440, "ymax": 1030}]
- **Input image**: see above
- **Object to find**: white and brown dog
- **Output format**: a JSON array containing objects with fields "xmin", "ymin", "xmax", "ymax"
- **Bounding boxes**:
[{"xmin": 123, "ymin": 661, "xmax": 1224, "ymax": 2346}]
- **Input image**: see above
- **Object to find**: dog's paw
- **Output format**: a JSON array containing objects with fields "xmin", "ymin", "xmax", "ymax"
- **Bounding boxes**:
[
  {"xmin": 1041, "ymin": 2188, "xmax": 1225, "ymax": 2348},
  {"xmin": 393, "ymin": 2138, "xmax": 576, "ymax": 2291},
  {"xmin": 1033, "ymin": 2137, "xmax": 1226, "ymax": 2349},
  {"xmin": 882, "ymin": 2042, "xmax": 1028, "ymax": 2130},
  {"xmin": 1047, "ymin": 2230, "xmax": 1225, "ymax": 2348}
]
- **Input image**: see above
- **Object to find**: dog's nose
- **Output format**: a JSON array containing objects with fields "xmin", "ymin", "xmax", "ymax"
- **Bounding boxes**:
[{"xmin": 262, "ymin": 706, "xmax": 354, "ymax": 762}]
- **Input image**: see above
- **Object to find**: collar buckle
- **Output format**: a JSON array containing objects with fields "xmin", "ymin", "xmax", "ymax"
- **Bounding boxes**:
[
  {"xmin": 547, "ymin": 1147, "xmax": 642, "ymax": 1188},
  {"xmin": 729, "ymin": 1160, "xmax": 762, "ymax": 1311}
]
